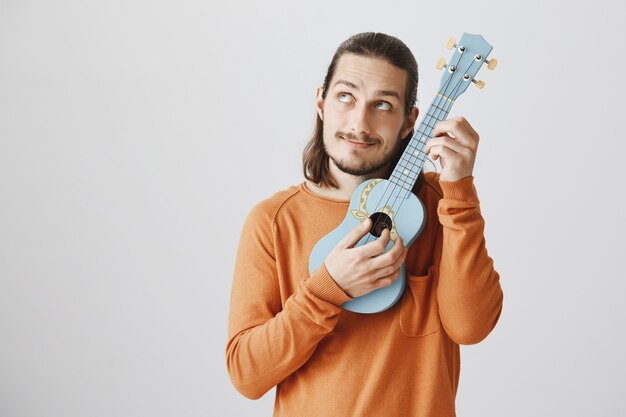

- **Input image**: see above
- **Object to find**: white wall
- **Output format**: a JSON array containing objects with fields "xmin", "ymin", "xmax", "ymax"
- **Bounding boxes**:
[{"xmin": 1, "ymin": 0, "xmax": 624, "ymax": 416}]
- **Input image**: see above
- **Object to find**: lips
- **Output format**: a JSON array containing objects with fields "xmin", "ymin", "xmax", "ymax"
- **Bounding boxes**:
[{"xmin": 342, "ymin": 137, "xmax": 376, "ymax": 147}]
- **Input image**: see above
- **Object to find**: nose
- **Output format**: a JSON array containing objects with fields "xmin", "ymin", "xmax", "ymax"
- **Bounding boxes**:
[{"xmin": 349, "ymin": 103, "xmax": 372, "ymax": 136}]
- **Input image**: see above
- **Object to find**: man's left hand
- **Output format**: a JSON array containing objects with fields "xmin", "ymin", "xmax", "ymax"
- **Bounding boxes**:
[{"xmin": 423, "ymin": 117, "xmax": 479, "ymax": 182}]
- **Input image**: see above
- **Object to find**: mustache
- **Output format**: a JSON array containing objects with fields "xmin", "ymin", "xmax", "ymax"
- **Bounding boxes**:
[{"xmin": 335, "ymin": 131, "xmax": 379, "ymax": 144}]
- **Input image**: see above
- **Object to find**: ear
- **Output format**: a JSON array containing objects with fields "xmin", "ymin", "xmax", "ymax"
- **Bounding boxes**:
[
  {"xmin": 401, "ymin": 106, "xmax": 419, "ymax": 139},
  {"xmin": 315, "ymin": 86, "xmax": 324, "ymax": 120}
]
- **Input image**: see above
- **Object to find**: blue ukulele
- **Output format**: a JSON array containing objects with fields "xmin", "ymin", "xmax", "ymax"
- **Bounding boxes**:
[{"xmin": 308, "ymin": 33, "xmax": 497, "ymax": 313}]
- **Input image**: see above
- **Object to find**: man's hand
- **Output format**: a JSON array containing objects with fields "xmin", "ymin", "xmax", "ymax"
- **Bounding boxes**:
[
  {"xmin": 423, "ymin": 116, "xmax": 479, "ymax": 182},
  {"xmin": 324, "ymin": 218, "xmax": 408, "ymax": 298}
]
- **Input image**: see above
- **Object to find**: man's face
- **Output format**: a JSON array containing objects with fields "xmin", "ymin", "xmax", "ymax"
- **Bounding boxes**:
[{"xmin": 316, "ymin": 54, "xmax": 416, "ymax": 177}]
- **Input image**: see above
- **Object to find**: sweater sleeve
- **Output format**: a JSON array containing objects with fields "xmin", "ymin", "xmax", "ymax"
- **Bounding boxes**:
[
  {"xmin": 226, "ymin": 202, "xmax": 351, "ymax": 399},
  {"xmin": 433, "ymin": 176, "xmax": 504, "ymax": 345}
]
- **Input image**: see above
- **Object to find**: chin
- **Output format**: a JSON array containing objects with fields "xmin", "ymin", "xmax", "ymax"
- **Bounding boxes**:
[{"xmin": 336, "ymin": 161, "xmax": 386, "ymax": 177}]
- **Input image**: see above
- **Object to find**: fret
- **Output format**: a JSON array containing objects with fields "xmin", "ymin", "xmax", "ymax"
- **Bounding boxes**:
[
  {"xmin": 398, "ymin": 161, "xmax": 422, "ymax": 173},
  {"xmin": 420, "ymin": 118, "xmax": 437, "ymax": 128},
  {"xmin": 421, "ymin": 121, "xmax": 437, "ymax": 131},
  {"xmin": 410, "ymin": 137, "xmax": 428, "ymax": 146},
  {"xmin": 416, "ymin": 124, "xmax": 434, "ymax": 132},
  {"xmin": 392, "ymin": 182, "xmax": 412, "ymax": 193},
  {"xmin": 401, "ymin": 151, "xmax": 425, "ymax": 165},
  {"xmin": 426, "ymin": 106, "xmax": 450, "ymax": 117},
  {"xmin": 397, "ymin": 162, "xmax": 420, "ymax": 175},
  {"xmin": 398, "ymin": 163, "xmax": 421, "ymax": 173},
  {"xmin": 413, "ymin": 134, "xmax": 430, "ymax": 145},
  {"xmin": 421, "ymin": 118, "xmax": 436, "ymax": 128},
  {"xmin": 397, "ymin": 159, "xmax": 419, "ymax": 170},
  {"xmin": 396, "ymin": 170, "xmax": 418, "ymax": 179},
  {"xmin": 406, "ymin": 161, "xmax": 425, "ymax": 171},
  {"xmin": 424, "ymin": 110, "xmax": 447, "ymax": 121},
  {"xmin": 389, "ymin": 173, "xmax": 411, "ymax": 187},
  {"xmin": 401, "ymin": 169, "xmax": 422, "ymax": 181},
  {"xmin": 431, "ymin": 102, "xmax": 451, "ymax": 112},
  {"xmin": 408, "ymin": 141, "xmax": 426, "ymax": 149},
  {"xmin": 390, "ymin": 175, "xmax": 414, "ymax": 190},
  {"xmin": 411, "ymin": 135, "xmax": 431, "ymax": 148},
  {"xmin": 393, "ymin": 162, "xmax": 419, "ymax": 176},
  {"xmin": 428, "ymin": 100, "xmax": 450, "ymax": 112},
  {"xmin": 392, "ymin": 167, "xmax": 420, "ymax": 183},
  {"xmin": 406, "ymin": 151, "xmax": 425, "ymax": 161},
  {"xmin": 431, "ymin": 103, "xmax": 449, "ymax": 113}
]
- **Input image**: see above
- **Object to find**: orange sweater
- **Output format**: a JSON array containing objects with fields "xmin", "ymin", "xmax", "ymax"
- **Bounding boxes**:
[{"xmin": 226, "ymin": 172, "xmax": 503, "ymax": 417}]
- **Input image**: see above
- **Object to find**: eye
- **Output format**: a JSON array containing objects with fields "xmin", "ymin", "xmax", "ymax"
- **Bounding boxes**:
[
  {"xmin": 338, "ymin": 92, "xmax": 353, "ymax": 103},
  {"xmin": 375, "ymin": 101, "xmax": 392, "ymax": 111}
]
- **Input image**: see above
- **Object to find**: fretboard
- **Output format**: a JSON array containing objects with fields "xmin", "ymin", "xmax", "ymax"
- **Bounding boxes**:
[{"xmin": 389, "ymin": 93, "xmax": 454, "ymax": 192}]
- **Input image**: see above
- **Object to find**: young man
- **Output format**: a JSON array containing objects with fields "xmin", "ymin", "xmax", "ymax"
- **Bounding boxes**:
[{"xmin": 226, "ymin": 32, "xmax": 503, "ymax": 417}]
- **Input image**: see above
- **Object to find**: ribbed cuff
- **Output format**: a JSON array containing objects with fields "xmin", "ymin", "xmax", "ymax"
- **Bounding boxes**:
[
  {"xmin": 304, "ymin": 263, "xmax": 353, "ymax": 306},
  {"xmin": 439, "ymin": 176, "xmax": 479, "ymax": 202}
]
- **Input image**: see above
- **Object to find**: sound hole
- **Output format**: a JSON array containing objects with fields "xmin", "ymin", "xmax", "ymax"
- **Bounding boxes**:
[{"xmin": 368, "ymin": 212, "xmax": 393, "ymax": 237}]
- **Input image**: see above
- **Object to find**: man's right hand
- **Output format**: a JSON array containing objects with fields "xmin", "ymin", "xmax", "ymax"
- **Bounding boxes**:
[{"xmin": 323, "ymin": 218, "xmax": 408, "ymax": 298}]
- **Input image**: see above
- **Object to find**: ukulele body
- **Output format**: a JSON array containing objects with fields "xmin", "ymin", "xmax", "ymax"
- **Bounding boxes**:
[{"xmin": 308, "ymin": 178, "xmax": 426, "ymax": 313}]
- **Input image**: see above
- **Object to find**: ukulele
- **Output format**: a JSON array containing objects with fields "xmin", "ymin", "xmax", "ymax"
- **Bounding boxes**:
[{"xmin": 308, "ymin": 33, "xmax": 497, "ymax": 313}]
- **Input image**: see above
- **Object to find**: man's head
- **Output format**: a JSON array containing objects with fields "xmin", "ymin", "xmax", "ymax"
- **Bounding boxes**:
[{"xmin": 303, "ymin": 32, "xmax": 419, "ymax": 188}]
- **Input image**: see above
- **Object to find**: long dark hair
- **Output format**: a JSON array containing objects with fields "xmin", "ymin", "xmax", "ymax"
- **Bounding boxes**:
[{"xmin": 302, "ymin": 32, "xmax": 424, "ymax": 190}]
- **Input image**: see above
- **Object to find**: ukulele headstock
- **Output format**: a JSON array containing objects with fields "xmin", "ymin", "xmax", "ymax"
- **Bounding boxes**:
[{"xmin": 436, "ymin": 33, "xmax": 496, "ymax": 101}]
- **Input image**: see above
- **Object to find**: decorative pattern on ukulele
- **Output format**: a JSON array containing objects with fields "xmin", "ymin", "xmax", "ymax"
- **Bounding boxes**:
[{"xmin": 349, "ymin": 179, "xmax": 398, "ymax": 241}]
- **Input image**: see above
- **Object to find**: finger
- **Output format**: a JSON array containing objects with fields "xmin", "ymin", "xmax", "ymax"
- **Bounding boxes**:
[
  {"xmin": 372, "ymin": 244, "xmax": 407, "ymax": 280},
  {"xmin": 370, "ymin": 261, "xmax": 405, "ymax": 290},
  {"xmin": 369, "ymin": 235, "xmax": 405, "ymax": 270},
  {"xmin": 424, "ymin": 136, "xmax": 469, "ymax": 155},
  {"xmin": 433, "ymin": 117, "xmax": 471, "ymax": 137},
  {"xmin": 427, "ymin": 144, "xmax": 460, "ymax": 163},
  {"xmin": 337, "ymin": 218, "xmax": 372, "ymax": 249},
  {"xmin": 459, "ymin": 116, "xmax": 479, "ymax": 138},
  {"xmin": 356, "ymin": 227, "xmax": 391, "ymax": 257},
  {"xmin": 369, "ymin": 273, "xmax": 398, "ymax": 291},
  {"xmin": 432, "ymin": 118, "xmax": 478, "ymax": 150}
]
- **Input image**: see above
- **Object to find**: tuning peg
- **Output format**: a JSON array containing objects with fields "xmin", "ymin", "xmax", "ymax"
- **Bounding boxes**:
[
  {"xmin": 486, "ymin": 59, "xmax": 498, "ymax": 70},
  {"xmin": 473, "ymin": 79, "xmax": 485, "ymax": 89},
  {"xmin": 435, "ymin": 57, "xmax": 447, "ymax": 70},
  {"xmin": 445, "ymin": 37, "xmax": 456, "ymax": 50}
]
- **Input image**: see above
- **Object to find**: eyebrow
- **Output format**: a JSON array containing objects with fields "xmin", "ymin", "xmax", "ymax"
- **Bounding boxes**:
[{"xmin": 333, "ymin": 79, "xmax": 402, "ymax": 101}]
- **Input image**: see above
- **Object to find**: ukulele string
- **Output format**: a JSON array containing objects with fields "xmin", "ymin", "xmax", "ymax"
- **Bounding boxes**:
[
  {"xmin": 364, "ymin": 80, "xmax": 458, "ymax": 244},
  {"xmin": 359, "ymin": 80, "xmax": 456, "ymax": 246},
  {"xmin": 369, "ymin": 55, "xmax": 483, "ymax": 243},
  {"xmin": 376, "ymin": 56, "xmax": 478, "ymax": 227},
  {"xmin": 360, "ymin": 53, "xmax": 466, "ymax": 245},
  {"xmin": 360, "ymin": 77, "xmax": 456, "ymax": 246},
  {"xmin": 361, "ymin": 50, "xmax": 476, "ymax": 250}
]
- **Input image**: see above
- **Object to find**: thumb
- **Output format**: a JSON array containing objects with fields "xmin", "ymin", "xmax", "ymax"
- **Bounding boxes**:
[{"xmin": 338, "ymin": 218, "xmax": 372, "ymax": 249}]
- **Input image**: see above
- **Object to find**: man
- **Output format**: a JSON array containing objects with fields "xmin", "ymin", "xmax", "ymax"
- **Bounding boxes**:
[{"xmin": 226, "ymin": 32, "xmax": 503, "ymax": 417}]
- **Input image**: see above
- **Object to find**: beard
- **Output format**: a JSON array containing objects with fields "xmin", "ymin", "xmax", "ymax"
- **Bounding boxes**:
[{"xmin": 326, "ymin": 130, "xmax": 404, "ymax": 177}]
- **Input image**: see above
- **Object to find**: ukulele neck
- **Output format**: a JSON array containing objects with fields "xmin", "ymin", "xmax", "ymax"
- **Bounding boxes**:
[{"xmin": 389, "ymin": 93, "xmax": 453, "ymax": 191}]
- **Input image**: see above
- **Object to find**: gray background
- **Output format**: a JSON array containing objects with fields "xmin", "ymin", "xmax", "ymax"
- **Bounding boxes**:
[{"xmin": 1, "ymin": 0, "xmax": 624, "ymax": 416}]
